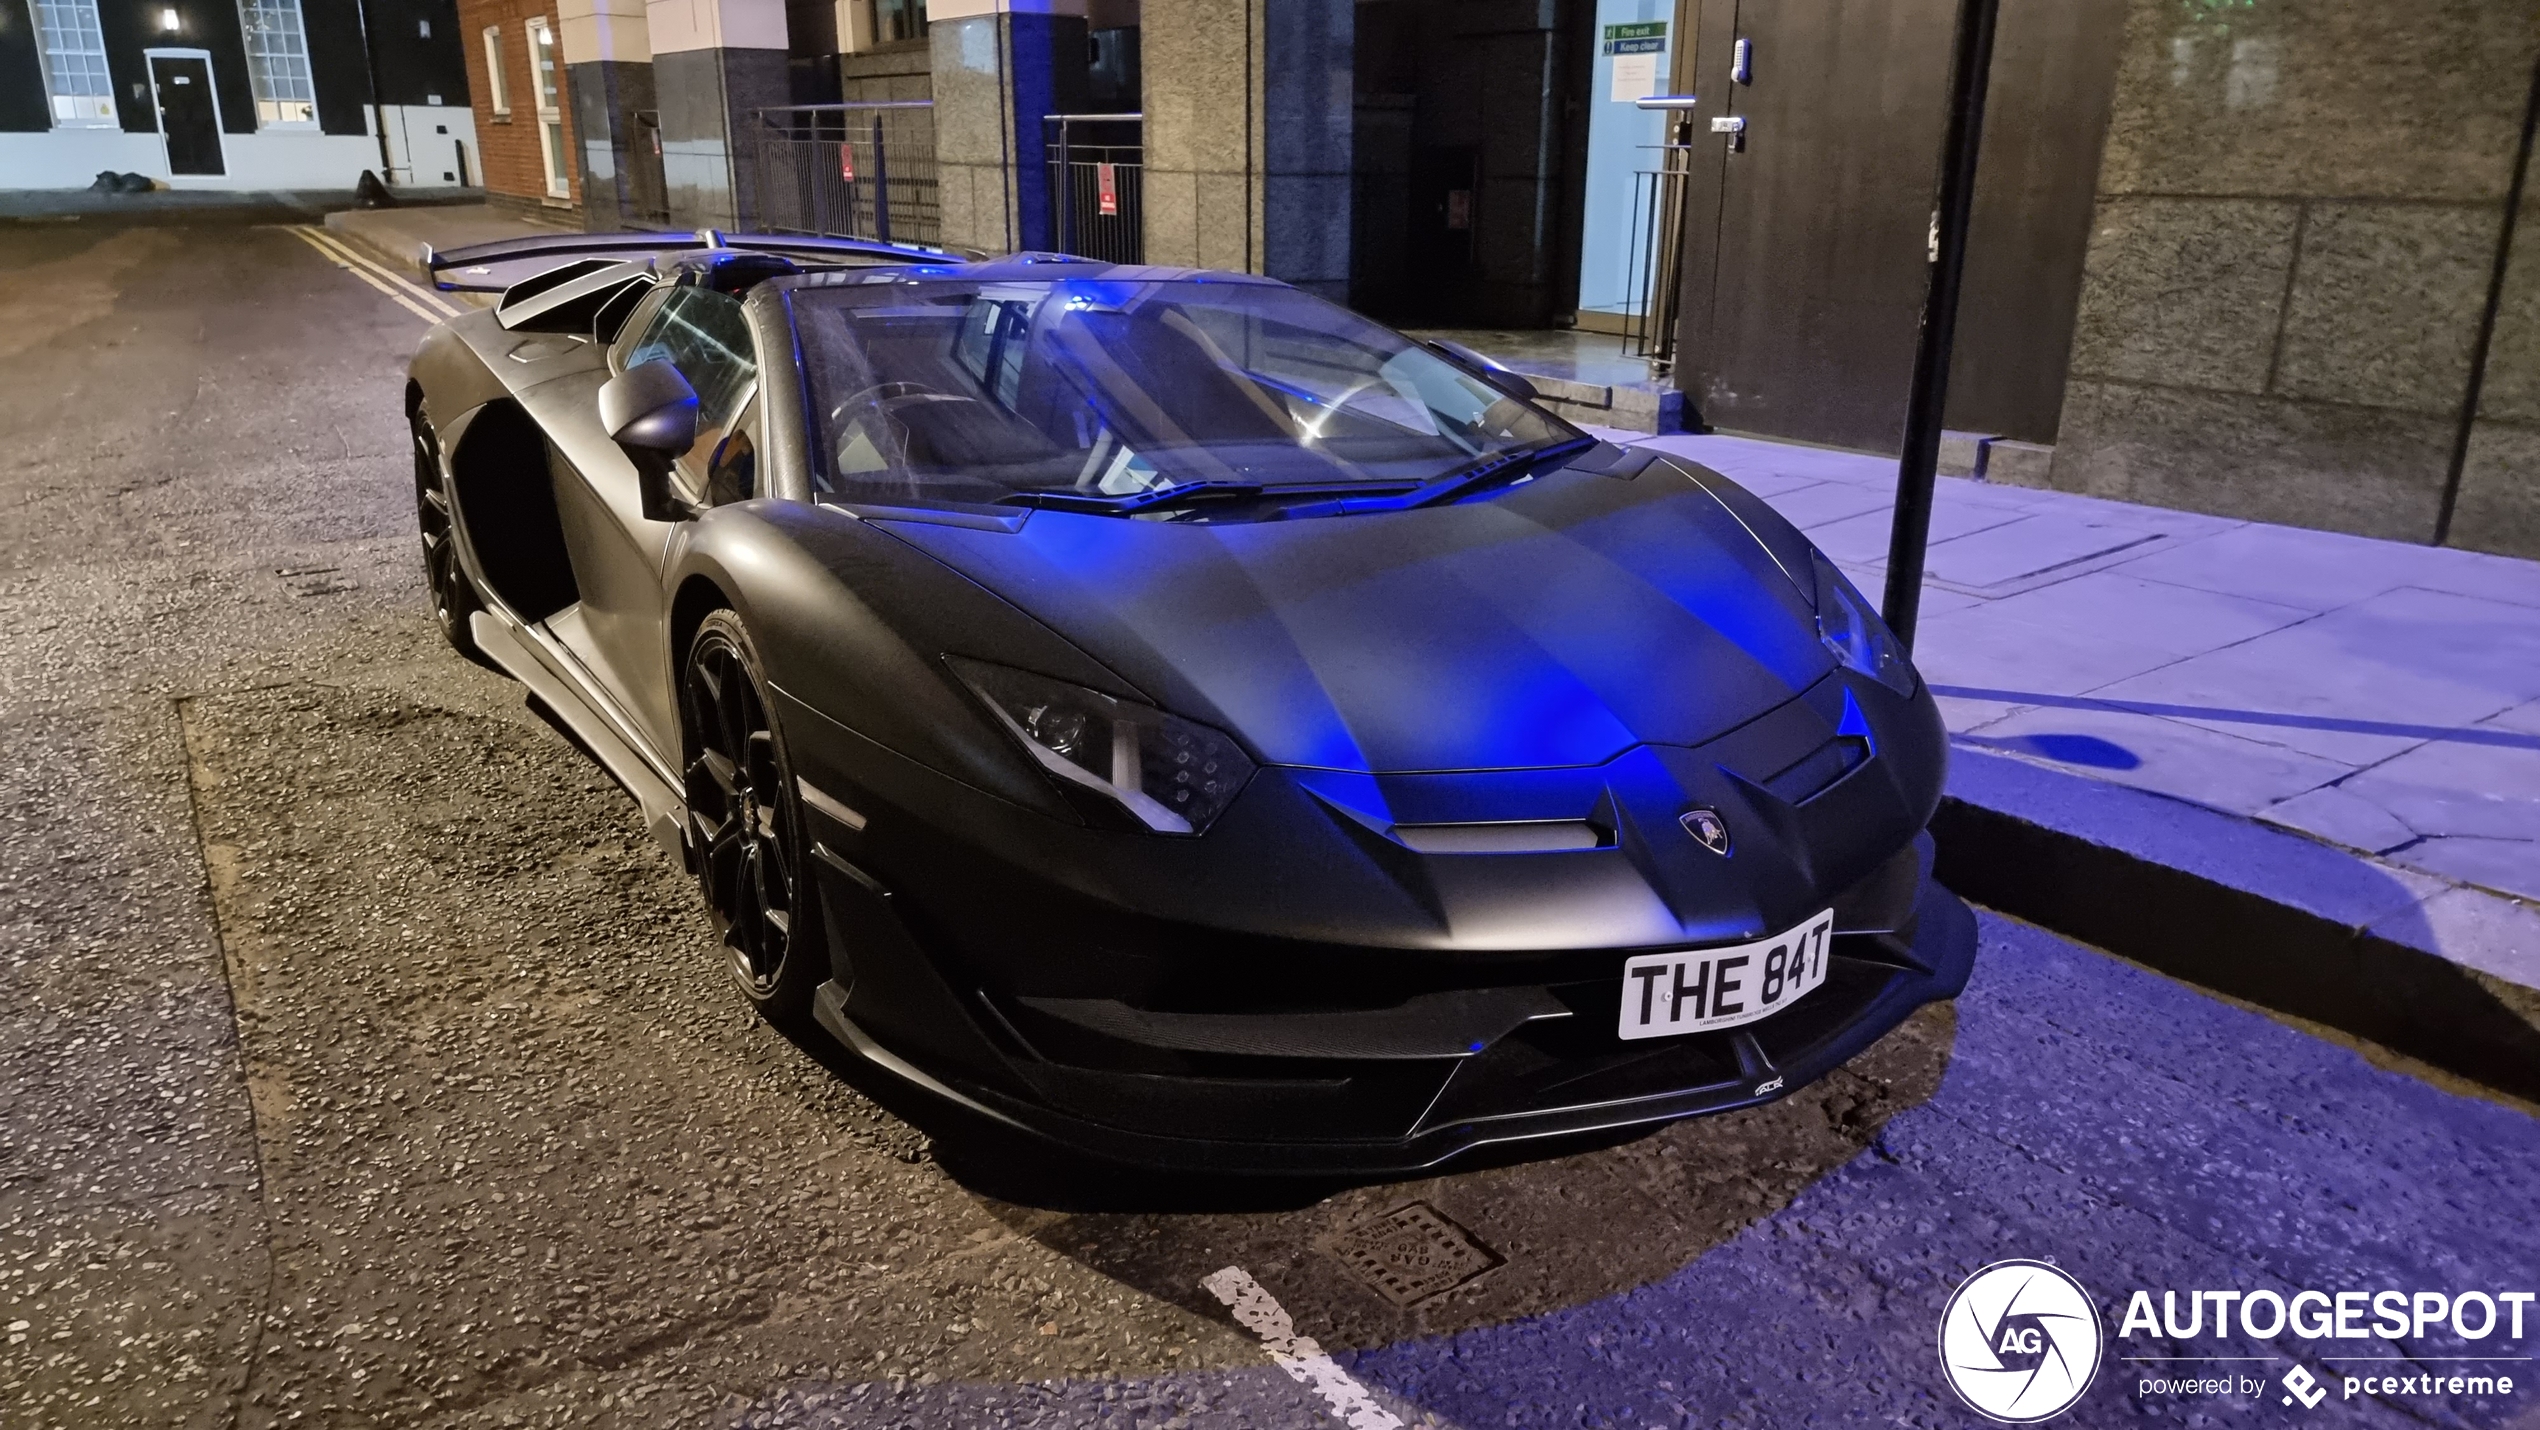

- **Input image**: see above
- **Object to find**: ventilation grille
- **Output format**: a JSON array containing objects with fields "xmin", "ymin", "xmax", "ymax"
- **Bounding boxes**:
[{"xmin": 1763, "ymin": 735, "xmax": 1870, "ymax": 805}]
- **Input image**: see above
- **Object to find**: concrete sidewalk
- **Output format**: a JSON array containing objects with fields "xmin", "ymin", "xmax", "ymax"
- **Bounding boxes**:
[{"xmin": 1626, "ymin": 431, "xmax": 2540, "ymax": 1091}]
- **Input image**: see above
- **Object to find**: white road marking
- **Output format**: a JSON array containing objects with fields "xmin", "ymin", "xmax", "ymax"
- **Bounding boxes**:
[
  {"xmin": 1202, "ymin": 1265, "xmax": 1407, "ymax": 1430},
  {"xmin": 278, "ymin": 225, "xmax": 463, "ymax": 322}
]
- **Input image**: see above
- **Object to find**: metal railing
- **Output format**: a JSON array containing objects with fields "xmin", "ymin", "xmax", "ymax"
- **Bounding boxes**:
[
  {"xmin": 744, "ymin": 101, "xmax": 939, "ymax": 247},
  {"xmin": 1623, "ymin": 103, "xmax": 1704, "ymax": 373},
  {"xmin": 1043, "ymin": 113, "xmax": 1142, "ymax": 264},
  {"xmin": 1622, "ymin": 140, "xmax": 1699, "ymax": 372}
]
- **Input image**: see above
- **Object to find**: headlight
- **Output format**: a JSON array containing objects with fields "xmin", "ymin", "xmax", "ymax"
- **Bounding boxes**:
[
  {"xmin": 949, "ymin": 657, "xmax": 1255, "ymax": 835},
  {"xmin": 1811, "ymin": 552, "xmax": 1918, "ymax": 697}
]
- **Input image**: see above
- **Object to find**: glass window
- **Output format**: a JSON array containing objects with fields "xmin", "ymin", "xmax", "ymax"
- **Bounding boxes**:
[
  {"xmin": 480, "ymin": 25, "xmax": 508, "ymax": 115},
  {"xmin": 792, "ymin": 275, "xmax": 1578, "ymax": 514},
  {"xmin": 237, "ymin": 0, "xmax": 317, "ymax": 128},
  {"xmin": 624, "ymin": 287, "xmax": 760, "ymax": 492},
  {"xmin": 528, "ymin": 18, "xmax": 561, "ymax": 111},
  {"xmin": 32, "ymin": 0, "xmax": 117, "ymax": 128},
  {"xmin": 876, "ymin": 0, "xmax": 924, "ymax": 43},
  {"xmin": 525, "ymin": 18, "xmax": 568, "ymax": 197}
]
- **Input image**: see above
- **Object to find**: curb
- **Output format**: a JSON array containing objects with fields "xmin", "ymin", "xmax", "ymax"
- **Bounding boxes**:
[
  {"xmin": 1933, "ymin": 747, "xmax": 2540, "ymax": 1104},
  {"xmin": 320, "ymin": 211, "xmax": 435, "ymax": 282}
]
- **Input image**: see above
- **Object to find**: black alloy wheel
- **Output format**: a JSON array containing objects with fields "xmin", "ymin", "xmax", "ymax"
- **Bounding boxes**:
[
  {"xmin": 412, "ymin": 409, "xmax": 481, "ymax": 655},
  {"xmin": 682, "ymin": 609, "xmax": 823, "ymax": 1017}
]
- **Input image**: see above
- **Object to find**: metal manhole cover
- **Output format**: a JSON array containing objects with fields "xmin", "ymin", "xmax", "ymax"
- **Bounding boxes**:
[{"xmin": 1317, "ymin": 1201, "xmax": 1499, "ymax": 1307}]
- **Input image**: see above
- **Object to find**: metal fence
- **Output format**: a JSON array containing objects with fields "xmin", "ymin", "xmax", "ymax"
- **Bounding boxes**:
[
  {"xmin": 744, "ymin": 101, "xmax": 939, "ymax": 247},
  {"xmin": 1043, "ymin": 113, "xmax": 1143, "ymax": 264}
]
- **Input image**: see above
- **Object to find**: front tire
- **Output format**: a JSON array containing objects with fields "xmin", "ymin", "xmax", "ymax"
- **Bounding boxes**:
[
  {"xmin": 681, "ymin": 609, "xmax": 824, "ymax": 1022},
  {"xmin": 413, "ymin": 409, "xmax": 481, "ymax": 656}
]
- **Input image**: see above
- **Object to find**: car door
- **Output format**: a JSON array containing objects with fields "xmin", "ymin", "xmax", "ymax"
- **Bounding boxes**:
[{"xmin": 546, "ymin": 280, "xmax": 761, "ymax": 758}]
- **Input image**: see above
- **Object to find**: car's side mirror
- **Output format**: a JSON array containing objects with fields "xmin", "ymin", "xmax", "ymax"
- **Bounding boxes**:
[
  {"xmin": 598, "ymin": 359, "xmax": 699, "ymax": 521},
  {"xmin": 1426, "ymin": 339, "xmax": 1540, "ymax": 403},
  {"xmin": 601, "ymin": 358, "xmax": 699, "ymax": 454}
]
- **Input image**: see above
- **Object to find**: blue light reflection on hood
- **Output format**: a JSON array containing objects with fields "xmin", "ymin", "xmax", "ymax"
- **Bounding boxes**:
[{"xmin": 874, "ymin": 473, "xmax": 1833, "ymax": 774}]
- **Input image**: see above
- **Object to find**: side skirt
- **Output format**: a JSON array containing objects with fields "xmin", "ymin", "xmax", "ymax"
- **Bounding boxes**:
[{"xmin": 468, "ymin": 608, "xmax": 689, "ymax": 868}]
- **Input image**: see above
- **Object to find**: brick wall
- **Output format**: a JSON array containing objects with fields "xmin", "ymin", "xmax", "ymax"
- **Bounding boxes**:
[{"xmin": 456, "ymin": 0, "xmax": 582, "ymax": 213}]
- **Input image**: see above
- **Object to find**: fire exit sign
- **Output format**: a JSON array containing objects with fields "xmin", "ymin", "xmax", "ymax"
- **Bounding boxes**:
[{"xmin": 1603, "ymin": 21, "xmax": 1667, "ymax": 54}]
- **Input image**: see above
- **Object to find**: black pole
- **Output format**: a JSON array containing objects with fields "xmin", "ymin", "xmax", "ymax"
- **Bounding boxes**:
[
  {"xmin": 874, "ymin": 112, "xmax": 893, "ymax": 244},
  {"xmin": 352, "ymin": 0, "xmax": 395, "ymax": 184},
  {"xmin": 1880, "ymin": 0, "xmax": 2003, "ymax": 651}
]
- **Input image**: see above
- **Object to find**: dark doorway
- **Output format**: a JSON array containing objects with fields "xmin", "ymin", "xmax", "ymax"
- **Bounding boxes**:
[
  {"xmin": 1406, "ymin": 145, "xmax": 1479, "ymax": 314},
  {"xmin": 150, "ymin": 55, "xmax": 225, "ymax": 177},
  {"xmin": 1348, "ymin": 0, "xmax": 1591, "ymax": 329},
  {"xmin": 1672, "ymin": 0, "xmax": 2121, "ymax": 449}
]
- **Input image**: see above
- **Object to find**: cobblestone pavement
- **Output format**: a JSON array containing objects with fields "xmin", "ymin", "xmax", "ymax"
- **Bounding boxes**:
[{"xmin": 3, "ymin": 216, "xmax": 2536, "ymax": 1430}]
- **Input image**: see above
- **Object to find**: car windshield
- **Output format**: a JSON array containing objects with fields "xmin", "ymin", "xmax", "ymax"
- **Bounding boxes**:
[{"xmin": 789, "ymin": 272, "xmax": 1580, "ymax": 515}]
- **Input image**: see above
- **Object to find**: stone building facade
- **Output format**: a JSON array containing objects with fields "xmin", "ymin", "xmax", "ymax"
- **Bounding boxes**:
[{"xmin": 2039, "ymin": 0, "xmax": 2540, "ymax": 560}]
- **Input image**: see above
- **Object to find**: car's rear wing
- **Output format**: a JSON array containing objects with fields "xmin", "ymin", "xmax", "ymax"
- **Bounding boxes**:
[{"xmin": 423, "ymin": 228, "xmax": 975, "ymax": 293}]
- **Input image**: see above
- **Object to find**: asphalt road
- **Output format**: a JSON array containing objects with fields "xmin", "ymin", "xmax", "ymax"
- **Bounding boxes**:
[{"xmin": 3, "ymin": 213, "xmax": 2537, "ymax": 1430}]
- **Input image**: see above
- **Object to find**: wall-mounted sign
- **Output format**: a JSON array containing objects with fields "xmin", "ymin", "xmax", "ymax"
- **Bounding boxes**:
[
  {"xmin": 1605, "ymin": 20, "xmax": 1668, "ymax": 101},
  {"xmin": 1603, "ymin": 20, "xmax": 1668, "ymax": 54}
]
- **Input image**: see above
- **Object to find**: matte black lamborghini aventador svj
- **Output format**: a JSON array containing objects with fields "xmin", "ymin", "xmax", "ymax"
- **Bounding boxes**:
[{"xmin": 405, "ymin": 231, "xmax": 1977, "ymax": 1173}]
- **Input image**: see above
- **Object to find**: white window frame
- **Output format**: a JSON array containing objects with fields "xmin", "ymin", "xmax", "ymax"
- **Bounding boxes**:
[
  {"xmin": 524, "ymin": 16, "xmax": 569, "ymax": 199},
  {"xmin": 32, "ymin": 0, "xmax": 120, "ymax": 129},
  {"xmin": 235, "ymin": 0, "xmax": 318, "ymax": 130},
  {"xmin": 481, "ymin": 25, "xmax": 510, "ymax": 116}
]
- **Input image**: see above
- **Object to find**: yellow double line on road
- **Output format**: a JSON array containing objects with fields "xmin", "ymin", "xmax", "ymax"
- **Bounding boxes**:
[{"xmin": 280, "ymin": 223, "xmax": 466, "ymax": 326}]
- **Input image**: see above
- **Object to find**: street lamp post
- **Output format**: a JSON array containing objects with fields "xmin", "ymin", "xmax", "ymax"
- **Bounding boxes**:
[{"xmin": 1880, "ymin": 0, "xmax": 2004, "ymax": 651}]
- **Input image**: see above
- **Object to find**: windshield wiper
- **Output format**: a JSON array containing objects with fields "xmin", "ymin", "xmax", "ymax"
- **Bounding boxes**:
[
  {"xmin": 1279, "ymin": 437, "xmax": 1600, "ymax": 518},
  {"xmin": 999, "ymin": 479, "xmax": 1264, "ymax": 515},
  {"xmin": 1000, "ymin": 478, "xmax": 1423, "ymax": 517},
  {"xmin": 1403, "ymin": 437, "xmax": 1598, "ymax": 508}
]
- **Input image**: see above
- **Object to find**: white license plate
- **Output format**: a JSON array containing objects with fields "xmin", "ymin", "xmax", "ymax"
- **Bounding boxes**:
[{"xmin": 1616, "ymin": 910, "xmax": 1835, "ymax": 1041}]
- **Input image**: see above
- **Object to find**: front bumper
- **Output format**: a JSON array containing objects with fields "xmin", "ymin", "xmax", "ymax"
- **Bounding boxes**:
[{"xmin": 808, "ymin": 852, "xmax": 1977, "ymax": 1177}]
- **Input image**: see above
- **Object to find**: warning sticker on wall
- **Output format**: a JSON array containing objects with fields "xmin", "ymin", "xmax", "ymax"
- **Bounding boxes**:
[{"xmin": 1605, "ymin": 20, "xmax": 1667, "ymax": 100}]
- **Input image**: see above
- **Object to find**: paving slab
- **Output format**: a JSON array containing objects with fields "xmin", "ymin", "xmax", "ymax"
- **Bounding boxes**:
[
  {"xmin": 1962, "ymin": 703, "xmax": 2352, "ymax": 818},
  {"xmin": 1757, "ymin": 478, "xmax": 1897, "ymax": 530},
  {"xmin": 1912, "ymin": 600, "xmax": 2189, "ymax": 695},
  {"xmin": 2260, "ymin": 783, "xmax": 2422, "ymax": 855},
  {"xmin": 1803, "ymin": 497, "xmax": 2025, "ymax": 566},
  {"xmin": 2091, "ymin": 585, "xmax": 2540, "ymax": 766},
  {"xmin": 2104, "ymin": 521, "xmax": 2446, "ymax": 613},
  {"xmin": 1920, "ymin": 511, "xmax": 2168, "ymax": 592},
  {"xmin": 1967, "ymin": 568, "xmax": 2313, "ymax": 658}
]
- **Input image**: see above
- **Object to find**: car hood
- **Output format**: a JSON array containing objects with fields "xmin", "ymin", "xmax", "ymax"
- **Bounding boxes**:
[{"xmin": 871, "ymin": 464, "xmax": 1836, "ymax": 774}]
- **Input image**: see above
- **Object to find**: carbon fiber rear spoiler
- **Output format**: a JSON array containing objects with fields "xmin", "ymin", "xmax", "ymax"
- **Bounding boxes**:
[{"xmin": 423, "ymin": 228, "xmax": 976, "ymax": 293}]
